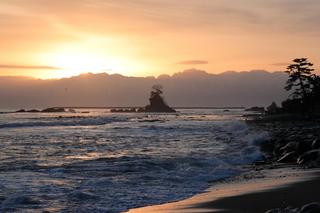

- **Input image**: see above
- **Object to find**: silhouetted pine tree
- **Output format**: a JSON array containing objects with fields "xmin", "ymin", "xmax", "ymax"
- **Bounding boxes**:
[
  {"xmin": 285, "ymin": 58, "xmax": 314, "ymax": 99},
  {"xmin": 282, "ymin": 58, "xmax": 320, "ymax": 114}
]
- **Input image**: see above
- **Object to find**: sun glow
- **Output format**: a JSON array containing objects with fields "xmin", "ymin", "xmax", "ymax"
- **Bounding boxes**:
[
  {"xmin": 38, "ymin": 44, "xmax": 149, "ymax": 79},
  {"xmin": 51, "ymin": 52, "xmax": 109, "ymax": 78}
]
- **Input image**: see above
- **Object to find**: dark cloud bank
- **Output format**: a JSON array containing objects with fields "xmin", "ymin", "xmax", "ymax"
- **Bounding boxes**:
[{"xmin": 0, "ymin": 69, "xmax": 288, "ymax": 109}]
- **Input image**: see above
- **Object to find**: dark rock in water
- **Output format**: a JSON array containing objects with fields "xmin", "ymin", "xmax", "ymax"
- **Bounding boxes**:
[
  {"xmin": 277, "ymin": 151, "xmax": 297, "ymax": 163},
  {"xmin": 41, "ymin": 107, "xmax": 66, "ymax": 113},
  {"xmin": 111, "ymin": 109, "xmax": 120, "ymax": 113},
  {"xmin": 312, "ymin": 139, "xmax": 320, "ymax": 149},
  {"xmin": 15, "ymin": 109, "xmax": 26, "ymax": 113},
  {"xmin": 145, "ymin": 103, "xmax": 176, "ymax": 113},
  {"xmin": 27, "ymin": 109, "xmax": 40, "ymax": 113},
  {"xmin": 266, "ymin": 102, "xmax": 281, "ymax": 115},
  {"xmin": 138, "ymin": 119, "xmax": 163, "ymax": 123},
  {"xmin": 144, "ymin": 85, "xmax": 176, "ymax": 113},
  {"xmin": 111, "ymin": 108, "xmax": 137, "ymax": 113},
  {"xmin": 15, "ymin": 109, "xmax": 40, "ymax": 113},
  {"xmin": 68, "ymin": 108, "xmax": 76, "ymax": 113},
  {"xmin": 137, "ymin": 107, "xmax": 145, "ymax": 112},
  {"xmin": 297, "ymin": 149, "xmax": 320, "ymax": 164},
  {"xmin": 109, "ymin": 85, "xmax": 175, "ymax": 113},
  {"xmin": 245, "ymin": 106, "xmax": 265, "ymax": 113},
  {"xmin": 128, "ymin": 108, "xmax": 137, "ymax": 113},
  {"xmin": 299, "ymin": 202, "xmax": 320, "ymax": 213}
]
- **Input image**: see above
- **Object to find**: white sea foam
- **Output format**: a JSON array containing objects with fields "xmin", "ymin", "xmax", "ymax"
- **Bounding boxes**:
[{"xmin": 0, "ymin": 116, "xmax": 128, "ymax": 129}]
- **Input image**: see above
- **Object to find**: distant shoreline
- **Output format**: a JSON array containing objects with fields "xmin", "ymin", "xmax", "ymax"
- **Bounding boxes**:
[
  {"xmin": 0, "ymin": 106, "xmax": 246, "ymax": 114},
  {"xmin": 40, "ymin": 106, "xmax": 245, "ymax": 110}
]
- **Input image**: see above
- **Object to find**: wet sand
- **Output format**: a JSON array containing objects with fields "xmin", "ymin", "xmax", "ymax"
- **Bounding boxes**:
[{"xmin": 126, "ymin": 167, "xmax": 320, "ymax": 213}]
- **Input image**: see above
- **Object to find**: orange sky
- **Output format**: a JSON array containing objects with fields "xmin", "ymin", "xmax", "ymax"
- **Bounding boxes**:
[{"xmin": 0, "ymin": 0, "xmax": 319, "ymax": 79}]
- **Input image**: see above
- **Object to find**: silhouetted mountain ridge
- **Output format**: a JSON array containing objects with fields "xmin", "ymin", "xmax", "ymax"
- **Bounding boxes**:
[{"xmin": 0, "ymin": 70, "xmax": 288, "ymax": 109}]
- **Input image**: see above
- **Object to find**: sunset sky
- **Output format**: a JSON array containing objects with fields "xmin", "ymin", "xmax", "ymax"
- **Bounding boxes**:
[{"xmin": 0, "ymin": 0, "xmax": 319, "ymax": 79}]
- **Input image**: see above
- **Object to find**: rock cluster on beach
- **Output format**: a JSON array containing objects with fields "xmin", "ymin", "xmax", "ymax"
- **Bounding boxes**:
[
  {"xmin": 245, "ymin": 116, "xmax": 320, "ymax": 213},
  {"xmin": 266, "ymin": 202, "xmax": 320, "ymax": 213},
  {"xmin": 258, "ymin": 121, "xmax": 320, "ymax": 167}
]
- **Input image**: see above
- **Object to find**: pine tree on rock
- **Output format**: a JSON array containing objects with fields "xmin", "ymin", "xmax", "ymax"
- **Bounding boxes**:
[{"xmin": 285, "ymin": 58, "xmax": 314, "ymax": 99}]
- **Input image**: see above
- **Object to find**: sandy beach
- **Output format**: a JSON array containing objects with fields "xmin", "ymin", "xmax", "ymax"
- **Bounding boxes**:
[{"xmin": 127, "ymin": 167, "xmax": 320, "ymax": 213}]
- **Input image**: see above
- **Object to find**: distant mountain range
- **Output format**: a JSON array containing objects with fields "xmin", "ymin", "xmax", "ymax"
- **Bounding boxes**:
[{"xmin": 0, "ymin": 69, "xmax": 289, "ymax": 109}]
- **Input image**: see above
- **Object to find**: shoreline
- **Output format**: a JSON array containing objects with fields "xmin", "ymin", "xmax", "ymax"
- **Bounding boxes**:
[
  {"xmin": 126, "ymin": 117, "xmax": 320, "ymax": 213},
  {"xmin": 126, "ymin": 166, "xmax": 320, "ymax": 213}
]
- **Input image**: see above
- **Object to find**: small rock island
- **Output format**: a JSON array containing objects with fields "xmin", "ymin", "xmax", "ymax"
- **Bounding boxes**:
[
  {"xmin": 144, "ymin": 85, "xmax": 176, "ymax": 113},
  {"xmin": 111, "ymin": 85, "xmax": 176, "ymax": 113},
  {"xmin": 14, "ymin": 85, "xmax": 176, "ymax": 114},
  {"xmin": 16, "ymin": 107, "xmax": 67, "ymax": 113}
]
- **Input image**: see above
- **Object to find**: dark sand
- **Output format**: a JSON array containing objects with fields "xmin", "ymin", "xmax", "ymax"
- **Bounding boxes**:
[
  {"xmin": 127, "ymin": 168, "xmax": 320, "ymax": 213},
  {"xmin": 194, "ymin": 174, "xmax": 320, "ymax": 212}
]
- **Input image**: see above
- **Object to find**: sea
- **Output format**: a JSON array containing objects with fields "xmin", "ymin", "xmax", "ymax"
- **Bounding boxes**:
[{"xmin": 0, "ymin": 109, "xmax": 268, "ymax": 212}]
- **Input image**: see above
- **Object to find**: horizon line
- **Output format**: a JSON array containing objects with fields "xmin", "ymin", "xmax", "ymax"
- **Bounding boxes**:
[
  {"xmin": 0, "ymin": 69, "xmax": 285, "ymax": 80},
  {"xmin": 46, "ymin": 106, "xmax": 246, "ymax": 109}
]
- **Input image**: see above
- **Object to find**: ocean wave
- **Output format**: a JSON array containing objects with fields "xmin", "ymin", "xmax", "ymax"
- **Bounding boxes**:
[
  {"xmin": 0, "ymin": 111, "xmax": 270, "ymax": 213},
  {"xmin": 0, "ymin": 116, "xmax": 128, "ymax": 129}
]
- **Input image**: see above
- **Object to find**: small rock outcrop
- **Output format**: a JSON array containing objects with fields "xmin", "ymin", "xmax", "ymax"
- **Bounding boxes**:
[
  {"xmin": 15, "ymin": 107, "xmax": 65, "ymax": 113},
  {"xmin": 143, "ymin": 85, "xmax": 176, "ymax": 113},
  {"xmin": 110, "ymin": 85, "xmax": 176, "ymax": 113},
  {"xmin": 41, "ymin": 107, "xmax": 66, "ymax": 113},
  {"xmin": 16, "ymin": 109, "xmax": 40, "ymax": 113},
  {"xmin": 245, "ymin": 106, "xmax": 265, "ymax": 113},
  {"xmin": 266, "ymin": 202, "xmax": 320, "ymax": 213},
  {"xmin": 111, "ymin": 108, "xmax": 137, "ymax": 113}
]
